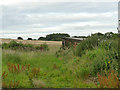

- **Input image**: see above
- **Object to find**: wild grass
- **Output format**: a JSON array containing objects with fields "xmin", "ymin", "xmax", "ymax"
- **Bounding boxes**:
[
  {"xmin": 2, "ymin": 32, "xmax": 118, "ymax": 88},
  {"xmin": 2, "ymin": 48, "xmax": 63, "ymax": 88},
  {"xmin": 2, "ymin": 47, "xmax": 96, "ymax": 88}
]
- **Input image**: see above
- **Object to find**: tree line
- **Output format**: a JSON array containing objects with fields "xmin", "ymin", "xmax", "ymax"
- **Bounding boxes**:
[
  {"xmin": 17, "ymin": 32, "xmax": 118, "ymax": 41},
  {"xmin": 17, "ymin": 33, "xmax": 70, "ymax": 41}
]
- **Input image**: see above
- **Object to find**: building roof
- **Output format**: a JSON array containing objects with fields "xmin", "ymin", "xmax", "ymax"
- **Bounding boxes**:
[{"xmin": 62, "ymin": 37, "xmax": 85, "ymax": 41}]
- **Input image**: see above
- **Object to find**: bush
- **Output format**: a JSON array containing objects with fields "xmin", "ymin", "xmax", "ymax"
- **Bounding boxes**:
[
  {"xmin": 38, "ymin": 37, "xmax": 46, "ymax": 40},
  {"xmin": 17, "ymin": 37, "xmax": 23, "ymax": 40},
  {"xmin": 27, "ymin": 38, "xmax": 32, "ymax": 40},
  {"xmin": 75, "ymin": 35, "xmax": 100, "ymax": 56},
  {"xmin": 89, "ymin": 38, "xmax": 118, "ymax": 76},
  {"xmin": 72, "ymin": 32, "xmax": 118, "ymax": 77},
  {"xmin": 9, "ymin": 40, "xmax": 19, "ymax": 49},
  {"xmin": 2, "ymin": 41, "xmax": 49, "ymax": 51},
  {"xmin": 35, "ymin": 44, "xmax": 49, "ymax": 51},
  {"xmin": 40, "ymin": 44, "xmax": 49, "ymax": 51},
  {"xmin": 2, "ymin": 43, "xmax": 9, "ymax": 49},
  {"xmin": 75, "ymin": 32, "xmax": 118, "ymax": 57},
  {"xmin": 46, "ymin": 33, "xmax": 70, "ymax": 41}
]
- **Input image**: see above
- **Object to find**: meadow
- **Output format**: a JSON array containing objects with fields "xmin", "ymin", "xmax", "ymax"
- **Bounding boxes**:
[{"xmin": 1, "ymin": 32, "xmax": 120, "ymax": 88}]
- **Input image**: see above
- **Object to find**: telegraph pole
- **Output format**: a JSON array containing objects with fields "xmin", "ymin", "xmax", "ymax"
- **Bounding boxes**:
[{"xmin": 118, "ymin": 1, "xmax": 120, "ymax": 78}]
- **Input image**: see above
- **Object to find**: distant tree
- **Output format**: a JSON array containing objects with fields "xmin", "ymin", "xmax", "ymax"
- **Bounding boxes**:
[
  {"xmin": 73, "ymin": 36, "xmax": 87, "ymax": 38},
  {"xmin": 91, "ymin": 32, "xmax": 104, "ymax": 37},
  {"xmin": 46, "ymin": 33, "xmax": 70, "ymax": 41},
  {"xmin": 104, "ymin": 32, "xmax": 114, "ymax": 38},
  {"xmin": 38, "ymin": 37, "xmax": 46, "ymax": 40},
  {"xmin": 27, "ymin": 38, "xmax": 32, "ymax": 40},
  {"xmin": 17, "ymin": 37, "xmax": 23, "ymax": 40}
]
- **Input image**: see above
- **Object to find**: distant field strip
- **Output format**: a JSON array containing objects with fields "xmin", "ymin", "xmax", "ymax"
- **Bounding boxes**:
[{"xmin": 1, "ymin": 39, "xmax": 62, "ymax": 46}]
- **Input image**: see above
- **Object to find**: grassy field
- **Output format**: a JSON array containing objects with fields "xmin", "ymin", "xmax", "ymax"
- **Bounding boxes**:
[
  {"xmin": 2, "ymin": 39, "xmax": 96, "ymax": 88},
  {"xmin": 2, "ymin": 50, "xmax": 96, "ymax": 88},
  {"xmin": 1, "ymin": 33, "xmax": 119, "ymax": 88},
  {"xmin": 2, "ymin": 49, "xmax": 63, "ymax": 88}
]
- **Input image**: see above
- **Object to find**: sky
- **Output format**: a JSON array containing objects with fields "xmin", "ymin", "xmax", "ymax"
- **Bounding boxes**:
[{"xmin": 0, "ymin": 0, "xmax": 119, "ymax": 39}]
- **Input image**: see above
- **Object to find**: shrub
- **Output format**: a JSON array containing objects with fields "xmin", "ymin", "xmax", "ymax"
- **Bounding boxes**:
[
  {"xmin": 2, "ymin": 41, "xmax": 49, "ymax": 51},
  {"xmin": 46, "ymin": 33, "xmax": 70, "ymax": 41},
  {"xmin": 17, "ymin": 37, "xmax": 23, "ymax": 40},
  {"xmin": 40, "ymin": 44, "xmax": 49, "ymax": 51},
  {"xmin": 74, "ymin": 32, "xmax": 118, "ymax": 57},
  {"xmin": 27, "ymin": 38, "xmax": 32, "ymax": 40},
  {"xmin": 2, "ymin": 40, "xmax": 24, "ymax": 50},
  {"xmin": 38, "ymin": 37, "xmax": 46, "ymax": 40},
  {"xmin": 9, "ymin": 40, "xmax": 18, "ymax": 49},
  {"xmin": 75, "ymin": 35, "xmax": 100, "ymax": 56},
  {"xmin": 90, "ymin": 39, "xmax": 118, "ymax": 76},
  {"xmin": 2, "ymin": 43, "xmax": 9, "ymax": 49},
  {"xmin": 35, "ymin": 44, "xmax": 49, "ymax": 51}
]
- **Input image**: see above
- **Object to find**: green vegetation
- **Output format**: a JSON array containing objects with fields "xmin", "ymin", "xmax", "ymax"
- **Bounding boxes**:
[
  {"xmin": 17, "ymin": 37, "xmax": 23, "ymax": 40},
  {"xmin": 2, "ymin": 40, "xmax": 49, "ymax": 51},
  {"xmin": 38, "ymin": 33, "xmax": 70, "ymax": 41},
  {"xmin": 1, "ymin": 32, "xmax": 119, "ymax": 88},
  {"xmin": 74, "ymin": 32, "xmax": 118, "ymax": 76},
  {"xmin": 27, "ymin": 38, "xmax": 32, "ymax": 40},
  {"xmin": 55, "ymin": 32, "xmax": 119, "ymax": 88}
]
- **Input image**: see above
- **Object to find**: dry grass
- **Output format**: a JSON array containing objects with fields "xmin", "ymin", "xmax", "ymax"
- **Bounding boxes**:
[
  {"xmin": 1, "ymin": 38, "xmax": 62, "ymax": 47},
  {"xmin": 33, "ymin": 79, "xmax": 46, "ymax": 88}
]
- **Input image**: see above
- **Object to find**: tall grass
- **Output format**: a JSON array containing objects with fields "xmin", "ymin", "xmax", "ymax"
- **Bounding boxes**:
[
  {"xmin": 2, "ymin": 48, "xmax": 96, "ymax": 88},
  {"xmin": 2, "ymin": 48, "xmax": 64, "ymax": 88}
]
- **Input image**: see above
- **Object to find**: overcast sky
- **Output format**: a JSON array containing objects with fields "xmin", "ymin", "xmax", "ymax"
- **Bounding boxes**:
[{"xmin": 0, "ymin": 0, "xmax": 119, "ymax": 39}]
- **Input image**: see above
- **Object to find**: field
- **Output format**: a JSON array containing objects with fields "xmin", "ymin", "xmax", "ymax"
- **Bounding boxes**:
[
  {"xmin": 1, "ymin": 33, "xmax": 120, "ymax": 88},
  {"xmin": 1, "ymin": 39, "xmax": 62, "ymax": 48}
]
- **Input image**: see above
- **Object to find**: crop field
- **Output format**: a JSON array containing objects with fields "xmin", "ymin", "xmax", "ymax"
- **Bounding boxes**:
[
  {"xmin": 1, "ymin": 33, "xmax": 120, "ymax": 88},
  {"xmin": 1, "ymin": 38, "xmax": 62, "ymax": 47}
]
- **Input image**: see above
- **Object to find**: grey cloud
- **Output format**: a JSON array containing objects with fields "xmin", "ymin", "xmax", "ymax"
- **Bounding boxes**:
[
  {"xmin": 18, "ymin": 2, "xmax": 117, "ymax": 13},
  {"xmin": 1, "ymin": 2, "xmax": 118, "ymax": 39}
]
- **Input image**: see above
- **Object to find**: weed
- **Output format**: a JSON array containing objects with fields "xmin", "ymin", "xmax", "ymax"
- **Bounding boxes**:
[
  {"xmin": 2, "ymin": 71, "xmax": 8, "ymax": 79},
  {"xmin": 9, "ymin": 80, "xmax": 19, "ymax": 88},
  {"xmin": 7, "ymin": 62, "xmax": 30, "ymax": 73},
  {"xmin": 97, "ymin": 70, "xmax": 120, "ymax": 88}
]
